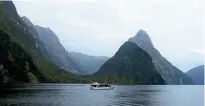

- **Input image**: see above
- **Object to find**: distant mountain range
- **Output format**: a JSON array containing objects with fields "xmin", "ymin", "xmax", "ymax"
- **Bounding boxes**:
[
  {"xmin": 0, "ymin": 1, "xmax": 195, "ymax": 86},
  {"xmin": 68, "ymin": 52, "xmax": 109, "ymax": 74},
  {"xmin": 186, "ymin": 65, "xmax": 204, "ymax": 85}
]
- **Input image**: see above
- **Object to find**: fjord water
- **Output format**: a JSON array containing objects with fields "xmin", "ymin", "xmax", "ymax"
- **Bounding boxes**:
[{"xmin": 0, "ymin": 84, "xmax": 203, "ymax": 106}]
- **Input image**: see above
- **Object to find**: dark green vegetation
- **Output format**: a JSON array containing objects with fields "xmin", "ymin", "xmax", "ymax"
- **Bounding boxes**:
[
  {"xmin": 93, "ymin": 41, "xmax": 166, "ymax": 85},
  {"xmin": 186, "ymin": 65, "xmax": 204, "ymax": 85},
  {"xmin": 0, "ymin": 29, "xmax": 45, "ymax": 83},
  {"xmin": 0, "ymin": 1, "xmax": 89, "ymax": 84}
]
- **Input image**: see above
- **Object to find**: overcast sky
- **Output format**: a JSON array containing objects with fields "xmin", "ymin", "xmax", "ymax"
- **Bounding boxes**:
[{"xmin": 13, "ymin": 0, "xmax": 204, "ymax": 72}]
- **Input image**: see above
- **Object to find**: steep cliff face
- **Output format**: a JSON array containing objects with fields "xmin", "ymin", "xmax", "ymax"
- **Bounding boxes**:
[
  {"xmin": 34, "ymin": 25, "xmax": 82, "ymax": 74},
  {"xmin": 0, "ymin": 29, "xmax": 45, "ymax": 83},
  {"xmin": 129, "ymin": 29, "xmax": 193, "ymax": 84},
  {"xmin": 93, "ymin": 41, "xmax": 165, "ymax": 85},
  {"xmin": 21, "ymin": 16, "xmax": 82, "ymax": 74},
  {"xmin": 0, "ymin": 1, "xmax": 89, "ymax": 83},
  {"xmin": 0, "ymin": 1, "xmax": 39, "ymax": 56},
  {"xmin": 0, "ymin": 1, "xmax": 46, "ymax": 83}
]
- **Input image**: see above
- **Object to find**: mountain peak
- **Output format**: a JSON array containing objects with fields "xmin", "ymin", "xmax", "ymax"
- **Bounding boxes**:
[
  {"xmin": 136, "ymin": 29, "xmax": 148, "ymax": 36},
  {"xmin": 0, "ymin": 1, "xmax": 18, "ymax": 17},
  {"xmin": 94, "ymin": 41, "xmax": 165, "ymax": 84},
  {"xmin": 129, "ymin": 29, "xmax": 154, "ymax": 48}
]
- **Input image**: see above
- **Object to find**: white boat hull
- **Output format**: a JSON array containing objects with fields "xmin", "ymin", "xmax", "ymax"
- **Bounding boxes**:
[{"xmin": 90, "ymin": 86, "xmax": 114, "ymax": 90}]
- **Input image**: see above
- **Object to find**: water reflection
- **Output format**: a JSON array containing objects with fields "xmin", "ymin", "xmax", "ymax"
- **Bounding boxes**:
[
  {"xmin": 0, "ymin": 84, "xmax": 203, "ymax": 106},
  {"xmin": 111, "ymin": 85, "xmax": 165, "ymax": 106}
]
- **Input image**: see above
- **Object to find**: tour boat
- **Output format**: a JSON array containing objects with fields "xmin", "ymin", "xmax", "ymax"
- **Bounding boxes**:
[{"xmin": 90, "ymin": 82, "xmax": 114, "ymax": 90}]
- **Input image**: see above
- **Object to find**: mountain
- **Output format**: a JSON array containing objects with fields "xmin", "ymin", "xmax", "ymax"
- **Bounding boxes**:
[
  {"xmin": 21, "ymin": 16, "xmax": 79, "ymax": 74},
  {"xmin": 34, "ymin": 25, "xmax": 84, "ymax": 74},
  {"xmin": 93, "ymin": 41, "xmax": 166, "ymax": 85},
  {"xmin": 68, "ymin": 52, "xmax": 109, "ymax": 74},
  {"xmin": 21, "ymin": 16, "xmax": 87, "ymax": 74},
  {"xmin": 186, "ymin": 65, "xmax": 204, "ymax": 85},
  {"xmin": 0, "ymin": 1, "xmax": 89, "ymax": 84},
  {"xmin": 0, "ymin": 29, "xmax": 46, "ymax": 84},
  {"xmin": 34, "ymin": 24, "xmax": 109, "ymax": 75},
  {"xmin": 21, "ymin": 16, "xmax": 108, "ymax": 75},
  {"xmin": 129, "ymin": 29, "xmax": 193, "ymax": 84},
  {"xmin": 0, "ymin": 1, "xmax": 45, "ymax": 83}
]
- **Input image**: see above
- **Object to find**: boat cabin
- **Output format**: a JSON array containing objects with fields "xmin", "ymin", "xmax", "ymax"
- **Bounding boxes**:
[{"xmin": 90, "ymin": 82, "xmax": 111, "ymax": 87}]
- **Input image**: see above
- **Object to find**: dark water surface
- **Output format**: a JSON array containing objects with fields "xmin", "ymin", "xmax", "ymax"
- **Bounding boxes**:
[{"xmin": 0, "ymin": 84, "xmax": 204, "ymax": 106}]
